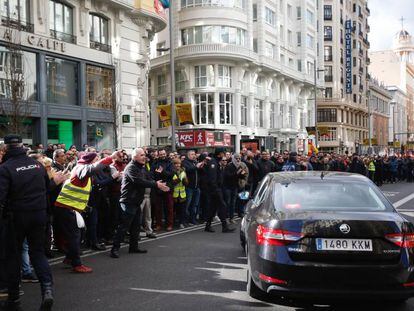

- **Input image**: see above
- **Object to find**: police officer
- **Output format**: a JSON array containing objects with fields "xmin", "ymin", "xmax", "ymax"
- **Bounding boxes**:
[
  {"xmin": 203, "ymin": 147, "xmax": 235, "ymax": 233},
  {"xmin": 0, "ymin": 135, "xmax": 54, "ymax": 311}
]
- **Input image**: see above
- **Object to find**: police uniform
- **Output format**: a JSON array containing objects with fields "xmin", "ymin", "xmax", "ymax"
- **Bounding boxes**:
[
  {"xmin": 203, "ymin": 150, "xmax": 235, "ymax": 233},
  {"xmin": 0, "ymin": 135, "xmax": 53, "ymax": 311}
]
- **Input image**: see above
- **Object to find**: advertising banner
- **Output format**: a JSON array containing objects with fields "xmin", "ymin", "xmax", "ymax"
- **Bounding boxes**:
[
  {"xmin": 176, "ymin": 103, "xmax": 194, "ymax": 125},
  {"xmin": 156, "ymin": 104, "xmax": 171, "ymax": 127},
  {"xmin": 345, "ymin": 20, "xmax": 353, "ymax": 94}
]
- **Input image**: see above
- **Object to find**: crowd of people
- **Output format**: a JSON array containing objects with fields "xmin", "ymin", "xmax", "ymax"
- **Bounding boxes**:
[{"xmin": 0, "ymin": 135, "xmax": 413, "ymax": 310}]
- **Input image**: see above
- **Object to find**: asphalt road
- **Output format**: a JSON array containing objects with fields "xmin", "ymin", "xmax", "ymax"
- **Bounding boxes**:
[{"xmin": 15, "ymin": 182, "xmax": 414, "ymax": 311}]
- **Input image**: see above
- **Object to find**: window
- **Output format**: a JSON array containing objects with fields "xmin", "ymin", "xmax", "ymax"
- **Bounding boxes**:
[
  {"xmin": 306, "ymin": 9, "xmax": 314, "ymax": 24},
  {"xmin": 265, "ymin": 41, "xmax": 275, "ymax": 58},
  {"xmin": 296, "ymin": 6, "xmax": 301, "ymax": 19},
  {"xmin": 287, "ymin": 30, "xmax": 292, "ymax": 45},
  {"xmin": 157, "ymin": 74, "xmax": 167, "ymax": 95},
  {"xmin": 325, "ymin": 87, "xmax": 333, "ymax": 98},
  {"xmin": 288, "ymin": 106, "xmax": 293, "ymax": 127},
  {"xmin": 241, "ymin": 96, "xmax": 247, "ymax": 126},
  {"xmin": 219, "ymin": 93, "xmax": 232, "ymax": 124},
  {"xmin": 1, "ymin": 0, "xmax": 32, "ymax": 32},
  {"xmin": 0, "ymin": 46, "xmax": 37, "ymax": 101},
  {"xmin": 324, "ymin": 45, "xmax": 332, "ymax": 61},
  {"xmin": 287, "ymin": 4, "xmax": 292, "ymax": 18},
  {"xmin": 47, "ymin": 119, "xmax": 73, "ymax": 146},
  {"xmin": 218, "ymin": 65, "xmax": 231, "ymax": 87},
  {"xmin": 87, "ymin": 122, "xmax": 114, "ymax": 150},
  {"xmin": 195, "ymin": 65, "xmax": 214, "ymax": 87},
  {"xmin": 306, "ymin": 34, "xmax": 314, "ymax": 48},
  {"xmin": 175, "ymin": 70, "xmax": 185, "ymax": 91},
  {"xmin": 297, "ymin": 32, "xmax": 301, "ymax": 46},
  {"xmin": 46, "ymin": 56, "xmax": 78, "ymax": 105},
  {"xmin": 319, "ymin": 127, "xmax": 337, "ymax": 142},
  {"xmin": 181, "ymin": 0, "xmax": 245, "ymax": 9},
  {"xmin": 89, "ymin": 14, "xmax": 109, "ymax": 52},
  {"xmin": 306, "ymin": 61, "xmax": 314, "ymax": 75},
  {"xmin": 254, "ymin": 99, "xmax": 264, "ymax": 127},
  {"xmin": 156, "ymin": 42, "xmax": 166, "ymax": 56},
  {"xmin": 324, "ymin": 26, "xmax": 332, "ymax": 41},
  {"xmin": 49, "ymin": 0, "xmax": 75, "ymax": 43},
  {"xmin": 265, "ymin": 7, "xmax": 276, "ymax": 26},
  {"xmin": 253, "ymin": 38, "xmax": 258, "ymax": 53},
  {"xmin": 324, "ymin": 5, "xmax": 332, "ymax": 20},
  {"xmin": 181, "ymin": 26, "xmax": 246, "ymax": 46},
  {"xmin": 279, "ymin": 25, "xmax": 284, "ymax": 41},
  {"xmin": 297, "ymin": 59, "xmax": 302, "ymax": 72},
  {"xmin": 86, "ymin": 65, "xmax": 113, "ymax": 109},
  {"xmin": 325, "ymin": 65, "xmax": 333, "ymax": 82},
  {"xmin": 253, "ymin": 4, "xmax": 257, "ymax": 22},
  {"xmin": 317, "ymin": 108, "xmax": 337, "ymax": 122},
  {"xmin": 195, "ymin": 93, "xmax": 214, "ymax": 124},
  {"xmin": 270, "ymin": 102, "xmax": 277, "ymax": 128}
]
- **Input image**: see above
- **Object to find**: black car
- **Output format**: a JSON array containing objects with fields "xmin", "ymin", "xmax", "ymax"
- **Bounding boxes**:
[{"xmin": 240, "ymin": 172, "xmax": 414, "ymax": 303}]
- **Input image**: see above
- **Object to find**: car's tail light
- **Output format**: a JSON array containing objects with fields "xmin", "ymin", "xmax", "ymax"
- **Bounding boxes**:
[
  {"xmin": 385, "ymin": 233, "xmax": 414, "ymax": 248},
  {"xmin": 259, "ymin": 273, "xmax": 287, "ymax": 285},
  {"xmin": 256, "ymin": 225, "xmax": 304, "ymax": 246},
  {"xmin": 403, "ymin": 282, "xmax": 414, "ymax": 287}
]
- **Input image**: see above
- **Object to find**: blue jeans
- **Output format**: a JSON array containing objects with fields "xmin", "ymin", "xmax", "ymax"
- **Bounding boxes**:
[
  {"xmin": 21, "ymin": 239, "xmax": 32, "ymax": 276},
  {"xmin": 185, "ymin": 188, "xmax": 200, "ymax": 224},
  {"xmin": 223, "ymin": 188, "xmax": 238, "ymax": 219}
]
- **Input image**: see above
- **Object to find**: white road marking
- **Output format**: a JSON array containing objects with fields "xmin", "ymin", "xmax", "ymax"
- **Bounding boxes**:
[
  {"xmin": 383, "ymin": 191, "xmax": 400, "ymax": 197},
  {"xmin": 394, "ymin": 193, "xmax": 414, "ymax": 208}
]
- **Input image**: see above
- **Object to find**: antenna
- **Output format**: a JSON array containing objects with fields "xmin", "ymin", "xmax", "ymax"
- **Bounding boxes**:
[{"xmin": 400, "ymin": 16, "xmax": 405, "ymax": 30}]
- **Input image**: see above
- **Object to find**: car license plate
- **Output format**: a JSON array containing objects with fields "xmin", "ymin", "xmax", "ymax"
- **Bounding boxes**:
[{"xmin": 316, "ymin": 238, "xmax": 373, "ymax": 251}]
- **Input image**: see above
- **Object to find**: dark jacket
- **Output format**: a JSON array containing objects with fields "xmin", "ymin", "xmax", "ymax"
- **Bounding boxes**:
[
  {"xmin": 0, "ymin": 147, "xmax": 50, "ymax": 212},
  {"xmin": 151, "ymin": 158, "xmax": 174, "ymax": 189},
  {"xmin": 257, "ymin": 158, "xmax": 275, "ymax": 180},
  {"xmin": 223, "ymin": 162, "xmax": 247, "ymax": 190},
  {"xmin": 182, "ymin": 158, "xmax": 199, "ymax": 189},
  {"xmin": 120, "ymin": 160, "xmax": 157, "ymax": 206},
  {"xmin": 204, "ymin": 157, "xmax": 223, "ymax": 193}
]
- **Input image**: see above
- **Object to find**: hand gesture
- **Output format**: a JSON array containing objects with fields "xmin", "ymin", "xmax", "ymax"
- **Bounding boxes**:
[
  {"xmin": 196, "ymin": 162, "xmax": 204, "ymax": 168},
  {"xmin": 111, "ymin": 150, "xmax": 123, "ymax": 161},
  {"xmin": 156, "ymin": 181, "xmax": 170, "ymax": 192},
  {"xmin": 155, "ymin": 166, "xmax": 164, "ymax": 173},
  {"xmin": 54, "ymin": 171, "xmax": 69, "ymax": 185}
]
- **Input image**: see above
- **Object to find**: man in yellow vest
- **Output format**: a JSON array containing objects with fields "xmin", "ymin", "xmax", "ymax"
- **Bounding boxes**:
[{"xmin": 55, "ymin": 150, "xmax": 122, "ymax": 273}]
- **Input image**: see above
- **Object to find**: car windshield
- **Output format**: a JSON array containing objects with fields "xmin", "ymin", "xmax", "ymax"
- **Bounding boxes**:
[{"xmin": 273, "ymin": 181, "xmax": 393, "ymax": 212}]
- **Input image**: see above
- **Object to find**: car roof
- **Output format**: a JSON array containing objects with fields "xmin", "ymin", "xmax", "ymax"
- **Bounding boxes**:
[{"xmin": 268, "ymin": 171, "xmax": 369, "ymax": 184}]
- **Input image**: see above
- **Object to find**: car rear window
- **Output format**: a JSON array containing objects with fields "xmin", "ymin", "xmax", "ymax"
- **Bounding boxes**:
[{"xmin": 272, "ymin": 181, "xmax": 393, "ymax": 212}]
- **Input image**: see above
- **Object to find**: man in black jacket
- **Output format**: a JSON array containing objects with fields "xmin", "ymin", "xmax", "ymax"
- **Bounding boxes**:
[
  {"xmin": 110, "ymin": 148, "xmax": 169, "ymax": 258},
  {"xmin": 203, "ymin": 148, "xmax": 235, "ymax": 233},
  {"xmin": 0, "ymin": 135, "xmax": 54, "ymax": 311},
  {"xmin": 182, "ymin": 150, "xmax": 202, "ymax": 225}
]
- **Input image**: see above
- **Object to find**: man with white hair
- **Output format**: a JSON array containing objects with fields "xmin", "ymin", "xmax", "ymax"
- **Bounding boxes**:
[{"xmin": 110, "ymin": 148, "xmax": 170, "ymax": 258}]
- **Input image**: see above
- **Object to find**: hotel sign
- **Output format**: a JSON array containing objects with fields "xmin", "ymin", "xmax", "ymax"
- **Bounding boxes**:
[{"xmin": 345, "ymin": 20, "xmax": 352, "ymax": 94}]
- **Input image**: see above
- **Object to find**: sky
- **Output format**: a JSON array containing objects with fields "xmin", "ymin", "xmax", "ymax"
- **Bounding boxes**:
[{"xmin": 369, "ymin": 0, "xmax": 414, "ymax": 51}]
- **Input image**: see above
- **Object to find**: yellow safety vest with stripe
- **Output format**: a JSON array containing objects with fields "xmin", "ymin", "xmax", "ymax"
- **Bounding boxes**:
[
  {"xmin": 368, "ymin": 161, "xmax": 375, "ymax": 172},
  {"xmin": 56, "ymin": 178, "xmax": 92, "ymax": 211},
  {"xmin": 173, "ymin": 171, "xmax": 187, "ymax": 200}
]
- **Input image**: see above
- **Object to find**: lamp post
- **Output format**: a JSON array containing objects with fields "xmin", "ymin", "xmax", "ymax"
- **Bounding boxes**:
[
  {"xmin": 313, "ymin": 60, "xmax": 325, "ymax": 148},
  {"xmin": 390, "ymin": 100, "xmax": 397, "ymax": 151}
]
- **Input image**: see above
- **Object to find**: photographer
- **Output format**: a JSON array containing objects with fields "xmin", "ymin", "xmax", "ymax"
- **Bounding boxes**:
[{"xmin": 223, "ymin": 154, "xmax": 249, "ymax": 223}]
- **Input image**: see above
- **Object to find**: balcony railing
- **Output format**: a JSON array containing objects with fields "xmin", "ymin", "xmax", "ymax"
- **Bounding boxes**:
[
  {"xmin": 324, "ymin": 55, "xmax": 333, "ymax": 62},
  {"xmin": 359, "ymin": 31, "xmax": 364, "ymax": 38},
  {"xmin": 1, "ymin": 17, "xmax": 34, "ymax": 33},
  {"xmin": 90, "ymin": 40, "xmax": 111, "ymax": 53},
  {"xmin": 50, "ymin": 29, "xmax": 76, "ymax": 44},
  {"xmin": 324, "ymin": 15, "xmax": 332, "ymax": 21},
  {"xmin": 325, "ymin": 75, "xmax": 333, "ymax": 82},
  {"xmin": 324, "ymin": 35, "xmax": 333, "ymax": 41}
]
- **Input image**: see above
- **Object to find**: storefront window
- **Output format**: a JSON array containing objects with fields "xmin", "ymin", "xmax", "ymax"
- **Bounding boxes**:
[
  {"xmin": 87, "ymin": 122, "xmax": 114, "ymax": 150},
  {"xmin": 87, "ymin": 65, "xmax": 113, "ymax": 109},
  {"xmin": 0, "ymin": 46, "xmax": 37, "ymax": 100},
  {"xmin": 47, "ymin": 119, "xmax": 73, "ymax": 147},
  {"xmin": 0, "ymin": 116, "xmax": 34, "ymax": 144},
  {"xmin": 46, "ymin": 57, "xmax": 78, "ymax": 105}
]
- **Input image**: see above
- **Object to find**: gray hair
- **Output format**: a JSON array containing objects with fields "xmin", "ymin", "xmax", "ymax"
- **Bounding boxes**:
[
  {"xmin": 53, "ymin": 148, "xmax": 65, "ymax": 160},
  {"xmin": 132, "ymin": 148, "xmax": 144, "ymax": 157}
]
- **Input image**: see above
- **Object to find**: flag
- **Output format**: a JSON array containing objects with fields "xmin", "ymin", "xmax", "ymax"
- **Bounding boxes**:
[
  {"xmin": 176, "ymin": 103, "xmax": 194, "ymax": 125},
  {"xmin": 307, "ymin": 139, "xmax": 318, "ymax": 156},
  {"xmin": 156, "ymin": 104, "xmax": 172, "ymax": 127},
  {"xmin": 159, "ymin": 0, "xmax": 170, "ymax": 8}
]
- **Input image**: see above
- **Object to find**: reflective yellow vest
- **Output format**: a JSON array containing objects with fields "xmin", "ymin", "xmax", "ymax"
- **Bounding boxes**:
[
  {"xmin": 173, "ymin": 171, "xmax": 187, "ymax": 199},
  {"xmin": 55, "ymin": 178, "xmax": 92, "ymax": 211},
  {"xmin": 368, "ymin": 161, "xmax": 375, "ymax": 172}
]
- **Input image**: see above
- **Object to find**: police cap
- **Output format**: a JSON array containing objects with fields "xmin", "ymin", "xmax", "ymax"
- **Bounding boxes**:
[{"xmin": 4, "ymin": 134, "xmax": 22, "ymax": 145}]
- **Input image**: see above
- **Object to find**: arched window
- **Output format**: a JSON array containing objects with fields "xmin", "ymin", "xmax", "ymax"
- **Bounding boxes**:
[
  {"xmin": 89, "ymin": 13, "xmax": 110, "ymax": 52},
  {"xmin": 1, "ymin": 0, "xmax": 32, "ymax": 32},
  {"xmin": 49, "ymin": 0, "xmax": 75, "ymax": 43}
]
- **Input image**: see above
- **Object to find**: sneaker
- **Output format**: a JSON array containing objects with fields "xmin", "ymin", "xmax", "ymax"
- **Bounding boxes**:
[
  {"xmin": 21, "ymin": 273, "xmax": 39, "ymax": 283},
  {"xmin": 214, "ymin": 216, "xmax": 220, "ymax": 222},
  {"xmin": 187, "ymin": 222, "xmax": 195, "ymax": 227},
  {"xmin": 166, "ymin": 226, "xmax": 173, "ymax": 231},
  {"xmin": 146, "ymin": 232, "xmax": 157, "ymax": 239},
  {"xmin": 72, "ymin": 265, "xmax": 93, "ymax": 273},
  {"xmin": 179, "ymin": 224, "xmax": 185, "ymax": 229}
]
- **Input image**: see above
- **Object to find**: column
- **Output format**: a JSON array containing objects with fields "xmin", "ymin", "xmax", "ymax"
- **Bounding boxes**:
[{"xmin": 38, "ymin": 53, "xmax": 48, "ymax": 147}]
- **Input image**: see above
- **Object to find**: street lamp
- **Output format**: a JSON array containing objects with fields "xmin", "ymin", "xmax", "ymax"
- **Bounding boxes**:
[
  {"xmin": 313, "ymin": 60, "xmax": 325, "ymax": 148},
  {"xmin": 390, "ymin": 100, "xmax": 397, "ymax": 150}
]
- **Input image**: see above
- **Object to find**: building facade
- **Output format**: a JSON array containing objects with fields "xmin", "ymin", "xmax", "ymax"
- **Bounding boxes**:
[
  {"xmin": 367, "ymin": 79, "xmax": 391, "ymax": 154},
  {"xmin": 0, "ymin": 0, "xmax": 166, "ymax": 150},
  {"xmin": 369, "ymin": 27, "xmax": 414, "ymax": 149},
  {"xmin": 149, "ymin": 0, "xmax": 324, "ymax": 152},
  {"xmin": 318, "ymin": 0, "xmax": 370, "ymax": 154}
]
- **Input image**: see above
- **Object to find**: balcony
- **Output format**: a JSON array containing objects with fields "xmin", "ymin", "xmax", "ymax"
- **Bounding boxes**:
[
  {"xmin": 90, "ymin": 40, "xmax": 111, "ymax": 53},
  {"xmin": 324, "ymin": 55, "xmax": 333, "ymax": 62},
  {"xmin": 359, "ymin": 67, "xmax": 364, "ymax": 74},
  {"xmin": 151, "ymin": 44, "xmax": 256, "ymax": 68},
  {"xmin": 359, "ymin": 48, "xmax": 364, "ymax": 56},
  {"xmin": 358, "ymin": 13, "xmax": 363, "ymax": 19},
  {"xmin": 359, "ymin": 84, "xmax": 364, "ymax": 92},
  {"xmin": 324, "ymin": 15, "xmax": 332, "ymax": 21},
  {"xmin": 1, "ymin": 17, "xmax": 33, "ymax": 33},
  {"xmin": 366, "ymin": 57, "xmax": 371, "ymax": 65},
  {"xmin": 366, "ymin": 24, "xmax": 371, "ymax": 32},
  {"xmin": 365, "ymin": 6, "xmax": 370, "ymax": 14},
  {"xmin": 50, "ymin": 29, "xmax": 76, "ymax": 44},
  {"xmin": 359, "ymin": 31, "xmax": 364, "ymax": 38}
]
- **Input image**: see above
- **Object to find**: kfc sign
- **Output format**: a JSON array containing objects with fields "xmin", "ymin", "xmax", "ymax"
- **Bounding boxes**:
[{"xmin": 178, "ymin": 131, "xmax": 194, "ymax": 147}]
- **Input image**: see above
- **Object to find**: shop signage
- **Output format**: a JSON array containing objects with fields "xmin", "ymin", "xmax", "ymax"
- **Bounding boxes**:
[
  {"xmin": 177, "ymin": 130, "xmax": 231, "ymax": 148},
  {"xmin": 1, "ymin": 28, "xmax": 66, "ymax": 53},
  {"xmin": 345, "ymin": 20, "xmax": 352, "ymax": 94},
  {"xmin": 122, "ymin": 115, "xmax": 130, "ymax": 123}
]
